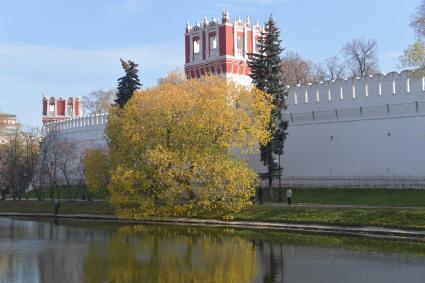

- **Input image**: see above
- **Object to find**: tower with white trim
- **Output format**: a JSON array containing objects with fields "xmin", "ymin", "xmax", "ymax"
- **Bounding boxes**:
[{"xmin": 184, "ymin": 10, "xmax": 264, "ymax": 86}]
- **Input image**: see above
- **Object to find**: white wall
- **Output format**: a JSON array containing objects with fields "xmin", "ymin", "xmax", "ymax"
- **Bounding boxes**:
[
  {"xmin": 250, "ymin": 70, "xmax": 425, "ymax": 187},
  {"xmin": 46, "ymin": 71, "xmax": 425, "ymax": 188}
]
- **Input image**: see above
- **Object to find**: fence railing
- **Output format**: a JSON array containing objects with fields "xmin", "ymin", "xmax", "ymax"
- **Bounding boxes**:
[{"xmin": 263, "ymin": 176, "xmax": 425, "ymax": 189}]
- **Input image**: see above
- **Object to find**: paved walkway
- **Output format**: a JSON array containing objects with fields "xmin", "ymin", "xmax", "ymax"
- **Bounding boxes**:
[{"xmin": 0, "ymin": 212, "xmax": 424, "ymax": 241}]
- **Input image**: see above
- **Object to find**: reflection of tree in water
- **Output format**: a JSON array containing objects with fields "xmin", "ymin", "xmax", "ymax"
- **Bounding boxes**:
[
  {"xmin": 83, "ymin": 225, "xmax": 259, "ymax": 283},
  {"xmin": 255, "ymin": 240, "xmax": 286, "ymax": 283}
]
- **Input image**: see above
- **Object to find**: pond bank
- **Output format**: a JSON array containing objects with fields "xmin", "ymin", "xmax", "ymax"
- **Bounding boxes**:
[
  {"xmin": 2, "ymin": 200, "xmax": 425, "ymax": 238},
  {"xmin": 1, "ymin": 211, "xmax": 425, "ymax": 242}
]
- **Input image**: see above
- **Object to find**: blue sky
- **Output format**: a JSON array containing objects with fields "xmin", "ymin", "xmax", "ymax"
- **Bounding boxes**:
[{"xmin": 0, "ymin": 0, "xmax": 420, "ymax": 126}]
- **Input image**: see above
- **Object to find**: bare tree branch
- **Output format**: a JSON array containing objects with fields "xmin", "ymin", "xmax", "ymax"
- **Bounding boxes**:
[
  {"xmin": 324, "ymin": 55, "xmax": 346, "ymax": 80},
  {"xmin": 280, "ymin": 52, "xmax": 314, "ymax": 86},
  {"xmin": 341, "ymin": 38, "xmax": 379, "ymax": 77},
  {"xmin": 82, "ymin": 89, "xmax": 116, "ymax": 115},
  {"xmin": 310, "ymin": 63, "xmax": 327, "ymax": 82}
]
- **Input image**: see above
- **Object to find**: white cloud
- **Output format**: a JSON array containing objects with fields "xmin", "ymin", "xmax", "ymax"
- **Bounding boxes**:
[{"xmin": 0, "ymin": 42, "xmax": 183, "ymax": 76}]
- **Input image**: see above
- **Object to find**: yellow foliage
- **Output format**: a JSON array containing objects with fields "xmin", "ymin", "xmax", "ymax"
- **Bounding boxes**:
[
  {"xmin": 157, "ymin": 68, "xmax": 186, "ymax": 85},
  {"xmin": 106, "ymin": 76, "xmax": 273, "ymax": 219},
  {"xmin": 83, "ymin": 148, "xmax": 111, "ymax": 193},
  {"xmin": 400, "ymin": 40, "xmax": 425, "ymax": 75}
]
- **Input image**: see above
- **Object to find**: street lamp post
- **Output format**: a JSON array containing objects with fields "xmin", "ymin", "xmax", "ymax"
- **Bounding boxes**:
[
  {"xmin": 274, "ymin": 157, "xmax": 283, "ymax": 203},
  {"xmin": 278, "ymin": 153, "xmax": 282, "ymax": 202}
]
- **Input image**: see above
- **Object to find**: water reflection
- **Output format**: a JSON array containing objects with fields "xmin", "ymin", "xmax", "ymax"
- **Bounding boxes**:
[
  {"xmin": 0, "ymin": 217, "xmax": 424, "ymax": 283},
  {"xmin": 84, "ymin": 226, "xmax": 258, "ymax": 283}
]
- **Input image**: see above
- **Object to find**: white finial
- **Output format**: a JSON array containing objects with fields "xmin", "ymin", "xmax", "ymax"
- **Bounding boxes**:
[
  {"xmin": 211, "ymin": 16, "xmax": 217, "ymax": 23},
  {"xmin": 222, "ymin": 9, "xmax": 229, "ymax": 20},
  {"xmin": 246, "ymin": 16, "xmax": 251, "ymax": 26},
  {"xmin": 255, "ymin": 20, "xmax": 260, "ymax": 27},
  {"xmin": 237, "ymin": 16, "xmax": 242, "ymax": 22},
  {"xmin": 196, "ymin": 21, "xmax": 201, "ymax": 27},
  {"xmin": 186, "ymin": 20, "xmax": 191, "ymax": 31},
  {"xmin": 203, "ymin": 16, "xmax": 209, "ymax": 26}
]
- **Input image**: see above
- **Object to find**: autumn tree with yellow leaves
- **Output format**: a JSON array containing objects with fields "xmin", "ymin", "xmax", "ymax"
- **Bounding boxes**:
[
  {"xmin": 103, "ymin": 76, "xmax": 273, "ymax": 219},
  {"xmin": 83, "ymin": 148, "xmax": 111, "ymax": 198},
  {"xmin": 400, "ymin": 1, "xmax": 425, "ymax": 74}
]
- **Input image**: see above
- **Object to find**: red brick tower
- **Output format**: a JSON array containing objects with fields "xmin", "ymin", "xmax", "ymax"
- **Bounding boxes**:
[
  {"xmin": 184, "ymin": 10, "xmax": 263, "ymax": 86},
  {"xmin": 42, "ymin": 95, "xmax": 83, "ymax": 124}
]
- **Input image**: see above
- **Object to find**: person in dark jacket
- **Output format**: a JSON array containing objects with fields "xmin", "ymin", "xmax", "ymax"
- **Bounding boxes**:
[
  {"xmin": 258, "ymin": 187, "xmax": 264, "ymax": 205},
  {"xmin": 54, "ymin": 200, "xmax": 61, "ymax": 215}
]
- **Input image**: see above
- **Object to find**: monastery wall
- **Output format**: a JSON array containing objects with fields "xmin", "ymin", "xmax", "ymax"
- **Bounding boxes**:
[
  {"xmin": 44, "ymin": 71, "xmax": 425, "ymax": 188},
  {"xmin": 247, "ymin": 70, "xmax": 425, "ymax": 188},
  {"xmin": 44, "ymin": 113, "xmax": 108, "ymax": 150}
]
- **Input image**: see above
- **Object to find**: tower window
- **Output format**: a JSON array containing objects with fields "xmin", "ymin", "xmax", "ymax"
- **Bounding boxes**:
[
  {"xmin": 237, "ymin": 35, "xmax": 243, "ymax": 56},
  {"xmin": 210, "ymin": 35, "xmax": 217, "ymax": 50},
  {"xmin": 193, "ymin": 39, "xmax": 200, "ymax": 54},
  {"xmin": 209, "ymin": 35, "xmax": 217, "ymax": 57}
]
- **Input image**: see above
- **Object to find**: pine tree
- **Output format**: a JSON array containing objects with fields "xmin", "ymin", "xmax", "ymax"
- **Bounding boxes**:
[
  {"xmin": 247, "ymin": 16, "xmax": 288, "ymax": 200},
  {"xmin": 115, "ymin": 59, "xmax": 142, "ymax": 108}
]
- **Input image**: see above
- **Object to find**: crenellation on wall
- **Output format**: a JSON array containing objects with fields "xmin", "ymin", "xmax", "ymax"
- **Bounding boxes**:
[{"xmin": 287, "ymin": 70, "xmax": 425, "ymax": 113}]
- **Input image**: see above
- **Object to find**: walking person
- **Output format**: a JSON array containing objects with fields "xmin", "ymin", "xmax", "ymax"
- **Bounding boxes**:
[
  {"xmin": 54, "ymin": 200, "xmax": 61, "ymax": 215},
  {"xmin": 286, "ymin": 188, "xmax": 293, "ymax": 205},
  {"xmin": 258, "ymin": 187, "xmax": 264, "ymax": 205}
]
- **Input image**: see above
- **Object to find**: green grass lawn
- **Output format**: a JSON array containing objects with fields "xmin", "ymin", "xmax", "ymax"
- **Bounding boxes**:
[
  {"xmin": 262, "ymin": 188, "xmax": 425, "ymax": 207},
  {"xmin": 0, "ymin": 200, "xmax": 114, "ymax": 215},
  {"xmin": 236, "ymin": 205, "xmax": 425, "ymax": 230}
]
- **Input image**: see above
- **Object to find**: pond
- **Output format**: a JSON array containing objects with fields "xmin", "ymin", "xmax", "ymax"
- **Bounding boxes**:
[{"xmin": 0, "ymin": 217, "xmax": 424, "ymax": 283}]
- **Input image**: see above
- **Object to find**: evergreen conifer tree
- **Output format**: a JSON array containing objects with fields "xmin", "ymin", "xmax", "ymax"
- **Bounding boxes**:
[
  {"xmin": 247, "ymin": 16, "xmax": 288, "ymax": 199},
  {"xmin": 115, "ymin": 59, "xmax": 142, "ymax": 108}
]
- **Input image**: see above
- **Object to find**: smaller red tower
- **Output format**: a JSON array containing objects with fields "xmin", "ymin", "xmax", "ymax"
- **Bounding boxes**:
[{"xmin": 42, "ymin": 95, "xmax": 83, "ymax": 125}]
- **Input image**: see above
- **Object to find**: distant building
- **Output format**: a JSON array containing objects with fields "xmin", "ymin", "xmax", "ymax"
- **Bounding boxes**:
[
  {"xmin": 42, "ymin": 96, "xmax": 83, "ymax": 125},
  {"xmin": 0, "ymin": 113, "xmax": 22, "ymax": 144}
]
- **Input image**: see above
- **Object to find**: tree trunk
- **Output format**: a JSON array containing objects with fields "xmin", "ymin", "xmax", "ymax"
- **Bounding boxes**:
[{"xmin": 268, "ymin": 177, "xmax": 273, "ymax": 199}]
